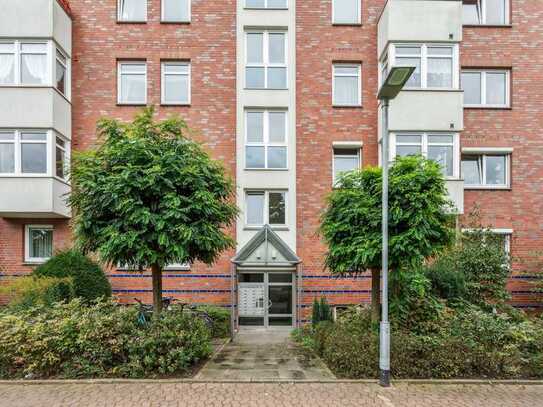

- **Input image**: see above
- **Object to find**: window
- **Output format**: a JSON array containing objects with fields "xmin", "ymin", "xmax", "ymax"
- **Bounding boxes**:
[
  {"xmin": 55, "ymin": 137, "xmax": 68, "ymax": 180},
  {"xmin": 56, "ymin": 50, "xmax": 67, "ymax": 96},
  {"xmin": 463, "ymin": 0, "xmax": 509, "ymax": 25},
  {"xmin": 463, "ymin": 228, "xmax": 512, "ymax": 257},
  {"xmin": 162, "ymin": 0, "xmax": 190, "ymax": 22},
  {"xmin": 161, "ymin": 62, "xmax": 190, "ymax": 105},
  {"xmin": 21, "ymin": 132, "xmax": 47, "ymax": 174},
  {"xmin": 462, "ymin": 153, "xmax": 510, "ymax": 188},
  {"xmin": 332, "ymin": 0, "xmax": 361, "ymax": 25},
  {"xmin": 118, "ymin": 62, "xmax": 147, "ymax": 105},
  {"xmin": 20, "ymin": 43, "xmax": 48, "ymax": 85},
  {"xmin": 0, "ymin": 42, "xmax": 15, "ymax": 84},
  {"xmin": 394, "ymin": 44, "xmax": 456, "ymax": 89},
  {"xmin": 25, "ymin": 225, "xmax": 53, "ymax": 263},
  {"xmin": 462, "ymin": 69, "xmax": 510, "ymax": 107},
  {"xmin": 0, "ymin": 132, "xmax": 15, "ymax": 173},
  {"xmin": 245, "ymin": 110, "xmax": 287, "ymax": 169},
  {"xmin": 245, "ymin": 0, "xmax": 288, "ymax": 9},
  {"xmin": 245, "ymin": 31, "xmax": 287, "ymax": 89},
  {"xmin": 333, "ymin": 64, "xmax": 361, "ymax": 106},
  {"xmin": 118, "ymin": 0, "xmax": 147, "ymax": 22},
  {"xmin": 393, "ymin": 133, "xmax": 458, "ymax": 178},
  {"xmin": 245, "ymin": 191, "xmax": 286, "ymax": 226},
  {"xmin": 333, "ymin": 148, "xmax": 360, "ymax": 184}
]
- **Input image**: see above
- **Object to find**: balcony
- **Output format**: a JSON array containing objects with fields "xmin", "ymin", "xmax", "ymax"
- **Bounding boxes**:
[
  {"xmin": 0, "ymin": 177, "xmax": 70, "ymax": 218},
  {"xmin": 378, "ymin": 0, "xmax": 462, "ymax": 58},
  {"xmin": 446, "ymin": 179, "xmax": 464, "ymax": 215}
]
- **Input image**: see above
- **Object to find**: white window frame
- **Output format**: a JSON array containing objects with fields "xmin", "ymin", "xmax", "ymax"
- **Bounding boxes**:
[
  {"xmin": 161, "ymin": 61, "xmax": 191, "ymax": 105},
  {"xmin": 117, "ymin": 61, "xmax": 147, "ymax": 105},
  {"xmin": 55, "ymin": 48, "xmax": 70, "ymax": 99},
  {"xmin": 462, "ymin": 228, "xmax": 512, "ymax": 256},
  {"xmin": 245, "ymin": 0, "xmax": 288, "ymax": 9},
  {"xmin": 245, "ymin": 110, "xmax": 288, "ymax": 170},
  {"xmin": 332, "ymin": 63, "xmax": 362, "ymax": 107},
  {"xmin": 161, "ymin": 0, "xmax": 191, "ymax": 23},
  {"xmin": 118, "ymin": 0, "xmax": 148, "ymax": 22},
  {"xmin": 332, "ymin": 0, "xmax": 361, "ymax": 25},
  {"xmin": 462, "ymin": 0, "xmax": 510, "ymax": 26},
  {"xmin": 55, "ymin": 135, "xmax": 69, "ymax": 181},
  {"xmin": 245, "ymin": 190, "xmax": 287, "ymax": 227},
  {"xmin": 245, "ymin": 30, "xmax": 288, "ymax": 90},
  {"xmin": 25, "ymin": 225, "xmax": 54, "ymax": 264},
  {"xmin": 389, "ymin": 43, "xmax": 460, "ymax": 90},
  {"xmin": 332, "ymin": 146, "xmax": 361, "ymax": 185},
  {"xmin": 390, "ymin": 133, "xmax": 460, "ymax": 179},
  {"xmin": 461, "ymin": 151, "xmax": 511, "ymax": 189},
  {"xmin": 462, "ymin": 69, "xmax": 511, "ymax": 108}
]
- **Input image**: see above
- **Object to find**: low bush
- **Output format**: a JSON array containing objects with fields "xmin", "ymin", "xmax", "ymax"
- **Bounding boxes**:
[
  {"xmin": 0, "ymin": 299, "xmax": 212, "ymax": 379},
  {"xmin": 312, "ymin": 297, "xmax": 333, "ymax": 327},
  {"xmin": 0, "ymin": 276, "xmax": 75, "ymax": 311},
  {"xmin": 196, "ymin": 305, "xmax": 231, "ymax": 338},
  {"xmin": 33, "ymin": 250, "xmax": 112, "ymax": 302}
]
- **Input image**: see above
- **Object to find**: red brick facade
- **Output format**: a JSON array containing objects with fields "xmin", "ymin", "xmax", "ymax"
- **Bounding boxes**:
[{"xmin": 1, "ymin": 0, "xmax": 541, "ymax": 315}]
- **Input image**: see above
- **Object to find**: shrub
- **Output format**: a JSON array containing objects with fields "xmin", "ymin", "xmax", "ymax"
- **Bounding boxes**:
[
  {"xmin": 33, "ymin": 250, "xmax": 112, "ymax": 302},
  {"xmin": 0, "ymin": 276, "xmax": 75, "ymax": 310},
  {"xmin": 196, "ymin": 305, "xmax": 231, "ymax": 338},
  {"xmin": 312, "ymin": 297, "xmax": 333, "ymax": 327},
  {"xmin": 0, "ymin": 299, "xmax": 212, "ymax": 379}
]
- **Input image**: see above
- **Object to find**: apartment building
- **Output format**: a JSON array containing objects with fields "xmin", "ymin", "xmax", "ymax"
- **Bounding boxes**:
[{"xmin": 0, "ymin": 0, "xmax": 541, "ymax": 327}]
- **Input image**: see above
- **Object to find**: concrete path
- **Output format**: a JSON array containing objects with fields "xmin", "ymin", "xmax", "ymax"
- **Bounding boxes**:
[
  {"xmin": 0, "ymin": 383, "xmax": 541, "ymax": 406},
  {"xmin": 195, "ymin": 329, "xmax": 336, "ymax": 381}
]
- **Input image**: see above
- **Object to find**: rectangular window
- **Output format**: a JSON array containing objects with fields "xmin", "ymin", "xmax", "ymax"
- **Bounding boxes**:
[
  {"xmin": 161, "ymin": 61, "xmax": 190, "ymax": 105},
  {"xmin": 333, "ymin": 148, "xmax": 360, "ymax": 185},
  {"xmin": 25, "ymin": 225, "xmax": 53, "ymax": 263},
  {"xmin": 0, "ymin": 132, "xmax": 15, "ymax": 173},
  {"xmin": 245, "ymin": 191, "xmax": 287, "ymax": 226},
  {"xmin": 333, "ymin": 64, "xmax": 361, "ymax": 106},
  {"xmin": 21, "ymin": 132, "xmax": 47, "ymax": 174},
  {"xmin": 20, "ymin": 43, "xmax": 48, "ymax": 85},
  {"xmin": 245, "ymin": 0, "xmax": 287, "ymax": 9},
  {"xmin": 118, "ymin": 62, "xmax": 147, "ymax": 105},
  {"xmin": 55, "ymin": 136, "xmax": 67, "ymax": 179},
  {"xmin": 56, "ymin": 50, "xmax": 67, "ymax": 96},
  {"xmin": 394, "ymin": 44, "xmax": 456, "ymax": 89},
  {"xmin": 463, "ymin": 0, "xmax": 509, "ymax": 25},
  {"xmin": 0, "ymin": 42, "xmax": 15, "ymax": 84},
  {"xmin": 333, "ymin": 0, "xmax": 361, "ymax": 25},
  {"xmin": 118, "ymin": 0, "xmax": 147, "ymax": 22},
  {"xmin": 462, "ymin": 153, "xmax": 510, "ymax": 188},
  {"xmin": 162, "ymin": 0, "xmax": 190, "ymax": 22},
  {"xmin": 245, "ymin": 110, "xmax": 287, "ymax": 169},
  {"xmin": 245, "ymin": 31, "xmax": 287, "ymax": 89},
  {"xmin": 462, "ymin": 69, "xmax": 510, "ymax": 107},
  {"xmin": 393, "ymin": 133, "xmax": 458, "ymax": 178}
]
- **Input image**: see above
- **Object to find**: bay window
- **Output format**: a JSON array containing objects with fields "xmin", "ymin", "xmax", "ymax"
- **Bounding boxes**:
[
  {"xmin": 392, "ymin": 133, "xmax": 458, "ymax": 178},
  {"xmin": 463, "ymin": 0, "xmax": 509, "ymax": 25},
  {"xmin": 118, "ymin": 0, "xmax": 147, "ymax": 22},
  {"xmin": 118, "ymin": 61, "xmax": 147, "ymax": 105},
  {"xmin": 162, "ymin": 0, "xmax": 190, "ymax": 22},
  {"xmin": 333, "ymin": 64, "xmax": 361, "ymax": 106},
  {"xmin": 25, "ymin": 225, "xmax": 53, "ymax": 263},
  {"xmin": 245, "ymin": 31, "xmax": 287, "ymax": 89},
  {"xmin": 245, "ymin": 110, "xmax": 287, "ymax": 169},
  {"xmin": 462, "ymin": 153, "xmax": 510, "ymax": 188},
  {"xmin": 0, "ymin": 130, "xmax": 69, "ymax": 179},
  {"xmin": 392, "ymin": 44, "xmax": 457, "ymax": 89},
  {"xmin": 245, "ymin": 191, "xmax": 287, "ymax": 226},
  {"xmin": 462, "ymin": 69, "xmax": 510, "ymax": 107}
]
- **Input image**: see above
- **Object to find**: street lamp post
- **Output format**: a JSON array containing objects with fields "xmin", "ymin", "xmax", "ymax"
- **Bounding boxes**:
[{"xmin": 377, "ymin": 66, "xmax": 415, "ymax": 387}]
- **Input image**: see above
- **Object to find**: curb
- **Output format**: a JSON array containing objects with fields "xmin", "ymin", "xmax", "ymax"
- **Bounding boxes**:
[{"xmin": 0, "ymin": 379, "xmax": 542, "ymax": 386}]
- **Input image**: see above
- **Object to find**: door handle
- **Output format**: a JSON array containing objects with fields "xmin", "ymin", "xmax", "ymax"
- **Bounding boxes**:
[{"xmin": 268, "ymin": 300, "xmax": 273, "ymax": 309}]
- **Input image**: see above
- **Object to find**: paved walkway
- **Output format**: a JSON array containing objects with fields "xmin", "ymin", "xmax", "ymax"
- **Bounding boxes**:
[
  {"xmin": 195, "ymin": 330, "xmax": 335, "ymax": 381},
  {"xmin": 0, "ymin": 383, "xmax": 541, "ymax": 406}
]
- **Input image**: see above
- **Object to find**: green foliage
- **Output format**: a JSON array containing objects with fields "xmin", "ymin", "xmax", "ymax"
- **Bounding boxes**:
[
  {"xmin": 426, "ymin": 229, "xmax": 511, "ymax": 306},
  {"xmin": 0, "ymin": 276, "xmax": 75, "ymax": 310},
  {"xmin": 33, "ymin": 250, "xmax": 111, "ymax": 302},
  {"xmin": 69, "ymin": 108, "xmax": 238, "ymax": 271},
  {"xmin": 0, "ymin": 299, "xmax": 212, "ymax": 379},
  {"xmin": 311, "ymin": 297, "xmax": 333, "ymax": 327},
  {"xmin": 196, "ymin": 305, "xmax": 230, "ymax": 338},
  {"xmin": 320, "ymin": 155, "xmax": 455, "ymax": 275},
  {"xmin": 304, "ymin": 305, "xmax": 543, "ymax": 379}
]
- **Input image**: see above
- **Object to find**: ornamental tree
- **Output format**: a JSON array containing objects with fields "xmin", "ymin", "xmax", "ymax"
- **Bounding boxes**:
[
  {"xmin": 69, "ymin": 108, "xmax": 238, "ymax": 314},
  {"xmin": 320, "ymin": 155, "xmax": 455, "ymax": 321}
]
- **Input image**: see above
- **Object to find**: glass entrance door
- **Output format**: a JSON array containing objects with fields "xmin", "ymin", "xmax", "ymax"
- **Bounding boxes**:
[{"xmin": 238, "ymin": 272, "xmax": 294, "ymax": 328}]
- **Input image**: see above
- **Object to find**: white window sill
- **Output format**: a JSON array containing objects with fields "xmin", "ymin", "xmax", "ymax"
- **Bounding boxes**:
[
  {"xmin": 161, "ymin": 102, "xmax": 191, "ymax": 106},
  {"xmin": 463, "ymin": 24, "xmax": 512, "ymax": 28},
  {"xmin": 333, "ymin": 104, "xmax": 362, "ymax": 108},
  {"xmin": 244, "ymin": 7, "xmax": 288, "ymax": 10},
  {"xmin": 117, "ymin": 102, "xmax": 147, "ymax": 106},
  {"xmin": 464, "ymin": 185, "xmax": 511, "ymax": 190},
  {"xmin": 244, "ymin": 168, "xmax": 289, "ymax": 171},
  {"xmin": 244, "ymin": 225, "xmax": 289, "ymax": 231},
  {"xmin": 23, "ymin": 260, "xmax": 48, "ymax": 266},
  {"xmin": 117, "ymin": 20, "xmax": 147, "ymax": 23},
  {"xmin": 464, "ymin": 105, "xmax": 511, "ymax": 109},
  {"xmin": 244, "ymin": 87, "xmax": 289, "ymax": 91},
  {"xmin": 161, "ymin": 20, "xmax": 191, "ymax": 24}
]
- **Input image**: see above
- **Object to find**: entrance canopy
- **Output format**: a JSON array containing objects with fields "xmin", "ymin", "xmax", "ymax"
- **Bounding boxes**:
[{"xmin": 232, "ymin": 225, "xmax": 300, "ymax": 268}]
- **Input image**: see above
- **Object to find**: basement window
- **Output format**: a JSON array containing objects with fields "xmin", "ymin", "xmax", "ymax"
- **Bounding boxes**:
[{"xmin": 25, "ymin": 225, "xmax": 53, "ymax": 263}]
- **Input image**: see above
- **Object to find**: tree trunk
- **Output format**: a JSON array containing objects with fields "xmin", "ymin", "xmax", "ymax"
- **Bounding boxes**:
[
  {"xmin": 151, "ymin": 263, "xmax": 163, "ymax": 315},
  {"xmin": 371, "ymin": 268, "xmax": 381, "ymax": 323}
]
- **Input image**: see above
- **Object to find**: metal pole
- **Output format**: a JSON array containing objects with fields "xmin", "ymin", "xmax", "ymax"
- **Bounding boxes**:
[{"xmin": 379, "ymin": 99, "xmax": 391, "ymax": 387}]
